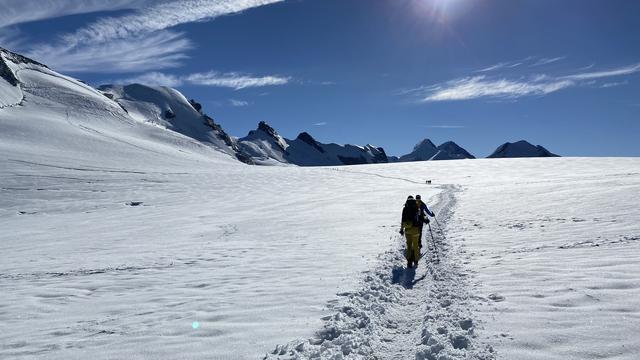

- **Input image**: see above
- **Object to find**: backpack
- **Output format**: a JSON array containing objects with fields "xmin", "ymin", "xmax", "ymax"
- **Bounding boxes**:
[{"xmin": 402, "ymin": 200, "xmax": 420, "ymax": 226}]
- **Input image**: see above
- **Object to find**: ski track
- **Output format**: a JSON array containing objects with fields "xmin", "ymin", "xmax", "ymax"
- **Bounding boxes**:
[{"xmin": 265, "ymin": 184, "xmax": 494, "ymax": 359}]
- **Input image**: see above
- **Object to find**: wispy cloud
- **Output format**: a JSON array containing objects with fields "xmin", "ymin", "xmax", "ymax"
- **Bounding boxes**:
[
  {"xmin": 415, "ymin": 62, "xmax": 640, "ymax": 102},
  {"xmin": 425, "ymin": 125, "xmax": 466, "ymax": 129},
  {"xmin": 229, "ymin": 99, "xmax": 249, "ymax": 107},
  {"xmin": 18, "ymin": 0, "xmax": 284, "ymax": 73},
  {"xmin": 0, "ymin": 27, "xmax": 24, "ymax": 50},
  {"xmin": 578, "ymin": 63, "xmax": 595, "ymax": 70},
  {"xmin": 530, "ymin": 56, "xmax": 566, "ymax": 67},
  {"xmin": 421, "ymin": 76, "xmax": 573, "ymax": 102},
  {"xmin": 185, "ymin": 71, "xmax": 290, "ymax": 89},
  {"xmin": 61, "ymin": 0, "xmax": 283, "ymax": 46},
  {"xmin": 563, "ymin": 63, "xmax": 640, "ymax": 80},
  {"xmin": 477, "ymin": 56, "xmax": 565, "ymax": 73},
  {"xmin": 112, "ymin": 71, "xmax": 183, "ymax": 87},
  {"xmin": 0, "ymin": 0, "xmax": 147, "ymax": 28},
  {"xmin": 29, "ymin": 31, "xmax": 192, "ymax": 73},
  {"xmin": 313, "ymin": 122, "xmax": 327, "ymax": 126},
  {"xmin": 600, "ymin": 80, "xmax": 628, "ymax": 88},
  {"xmin": 477, "ymin": 62, "xmax": 515, "ymax": 72},
  {"xmin": 114, "ymin": 71, "xmax": 290, "ymax": 89}
]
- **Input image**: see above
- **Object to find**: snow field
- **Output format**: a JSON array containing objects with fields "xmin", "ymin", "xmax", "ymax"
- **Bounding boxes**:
[
  {"xmin": 1, "ymin": 156, "xmax": 435, "ymax": 359},
  {"xmin": 448, "ymin": 159, "xmax": 640, "ymax": 360}
]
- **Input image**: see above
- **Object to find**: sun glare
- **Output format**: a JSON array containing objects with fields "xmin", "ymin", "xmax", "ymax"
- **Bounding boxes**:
[{"xmin": 412, "ymin": 0, "xmax": 470, "ymax": 23}]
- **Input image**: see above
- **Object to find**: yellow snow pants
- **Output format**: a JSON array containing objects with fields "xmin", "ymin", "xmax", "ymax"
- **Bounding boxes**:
[{"xmin": 402, "ymin": 222, "xmax": 421, "ymax": 262}]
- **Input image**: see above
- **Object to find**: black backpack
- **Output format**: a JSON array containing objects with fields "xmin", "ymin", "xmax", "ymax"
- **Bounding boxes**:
[{"xmin": 402, "ymin": 200, "xmax": 420, "ymax": 226}]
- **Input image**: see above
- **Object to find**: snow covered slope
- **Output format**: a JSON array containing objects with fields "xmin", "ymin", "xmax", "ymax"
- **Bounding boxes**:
[
  {"xmin": 399, "ymin": 139, "xmax": 475, "ymax": 161},
  {"xmin": 0, "ymin": 47, "xmax": 243, "ymax": 168},
  {"xmin": 488, "ymin": 140, "xmax": 559, "ymax": 158},
  {"xmin": 98, "ymin": 84, "xmax": 252, "ymax": 164},
  {"xmin": 238, "ymin": 121, "xmax": 390, "ymax": 166}
]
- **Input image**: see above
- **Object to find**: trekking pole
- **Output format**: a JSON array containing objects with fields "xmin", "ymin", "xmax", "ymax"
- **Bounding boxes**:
[
  {"xmin": 428, "ymin": 223, "xmax": 436, "ymax": 249},
  {"xmin": 434, "ymin": 215, "xmax": 447, "ymax": 239},
  {"xmin": 427, "ymin": 222, "xmax": 439, "ymax": 262}
]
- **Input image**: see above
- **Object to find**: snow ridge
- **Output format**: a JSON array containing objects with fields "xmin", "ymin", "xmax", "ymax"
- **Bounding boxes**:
[{"xmin": 265, "ymin": 185, "xmax": 493, "ymax": 359}]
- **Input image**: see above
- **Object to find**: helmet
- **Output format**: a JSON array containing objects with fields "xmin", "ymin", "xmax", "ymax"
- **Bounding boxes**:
[{"xmin": 416, "ymin": 195, "xmax": 421, "ymax": 200}]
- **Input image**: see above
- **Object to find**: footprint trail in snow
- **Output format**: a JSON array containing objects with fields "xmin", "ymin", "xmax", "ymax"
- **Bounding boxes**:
[{"xmin": 266, "ymin": 185, "xmax": 494, "ymax": 359}]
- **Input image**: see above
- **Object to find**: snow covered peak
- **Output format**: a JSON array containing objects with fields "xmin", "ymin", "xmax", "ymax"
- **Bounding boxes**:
[
  {"xmin": 236, "ymin": 122, "xmax": 290, "ymax": 165},
  {"xmin": 1, "ymin": 47, "xmax": 53, "ymax": 107},
  {"xmin": 399, "ymin": 138, "xmax": 439, "ymax": 161},
  {"xmin": 398, "ymin": 139, "xmax": 474, "ymax": 162},
  {"xmin": 488, "ymin": 140, "xmax": 559, "ymax": 158},
  {"xmin": 1, "ymin": 47, "xmax": 51, "ymax": 87},
  {"xmin": 414, "ymin": 138, "xmax": 438, "ymax": 152},
  {"xmin": 295, "ymin": 132, "xmax": 325, "ymax": 153},
  {"xmin": 249, "ymin": 121, "xmax": 288, "ymax": 151},
  {"xmin": 437, "ymin": 141, "xmax": 476, "ymax": 160},
  {"xmin": 1, "ymin": 47, "xmax": 48, "ymax": 70}
]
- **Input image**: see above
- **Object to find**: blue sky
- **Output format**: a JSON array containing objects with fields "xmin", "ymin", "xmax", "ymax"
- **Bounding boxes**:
[{"xmin": 2, "ymin": 0, "xmax": 639, "ymax": 157}]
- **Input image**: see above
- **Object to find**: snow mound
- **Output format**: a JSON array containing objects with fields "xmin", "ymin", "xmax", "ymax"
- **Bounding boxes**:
[{"xmin": 487, "ymin": 140, "xmax": 559, "ymax": 158}]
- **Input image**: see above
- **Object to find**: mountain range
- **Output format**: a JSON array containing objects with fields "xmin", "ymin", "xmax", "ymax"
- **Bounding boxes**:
[{"xmin": 0, "ymin": 47, "xmax": 558, "ymax": 166}]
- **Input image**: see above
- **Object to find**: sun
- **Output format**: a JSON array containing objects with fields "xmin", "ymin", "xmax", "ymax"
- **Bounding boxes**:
[{"xmin": 412, "ymin": 0, "xmax": 470, "ymax": 24}]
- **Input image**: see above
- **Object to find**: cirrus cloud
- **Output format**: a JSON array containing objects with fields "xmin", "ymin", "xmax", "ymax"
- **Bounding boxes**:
[
  {"xmin": 9, "ymin": 0, "xmax": 284, "ymax": 73},
  {"xmin": 113, "ymin": 70, "xmax": 291, "ymax": 90},
  {"xmin": 413, "ymin": 62, "xmax": 640, "ymax": 102}
]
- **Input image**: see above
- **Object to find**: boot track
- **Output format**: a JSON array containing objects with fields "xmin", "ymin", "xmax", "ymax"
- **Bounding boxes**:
[{"xmin": 266, "ymin": 185, "xmax": 494, "ymax": 359}]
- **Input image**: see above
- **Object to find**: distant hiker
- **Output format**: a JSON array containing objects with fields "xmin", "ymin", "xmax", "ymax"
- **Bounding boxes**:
[
  {"xmin": 400, "ymin": 196, "xmax": 421, "ymax": 268},
  {"xmin": 415, "ymin": 195, "xmax": 435, "ymax": 249}
]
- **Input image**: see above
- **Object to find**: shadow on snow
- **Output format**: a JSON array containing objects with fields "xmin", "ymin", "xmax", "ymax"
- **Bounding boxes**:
[{"xmin": 391, "ymin": 266, "xmax": 426, "ymax": 289}]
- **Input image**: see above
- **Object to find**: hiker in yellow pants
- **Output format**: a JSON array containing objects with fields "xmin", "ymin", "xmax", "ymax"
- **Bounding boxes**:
[{"xmin": 399, "ymin": 196, "xmax": 421, "ymax": 268}]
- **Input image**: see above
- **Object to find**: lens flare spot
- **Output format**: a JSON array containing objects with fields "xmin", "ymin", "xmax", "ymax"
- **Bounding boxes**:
[{"xmin": 192, "ymin": 321, "xmax": 200, "ymax": 329}]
